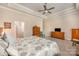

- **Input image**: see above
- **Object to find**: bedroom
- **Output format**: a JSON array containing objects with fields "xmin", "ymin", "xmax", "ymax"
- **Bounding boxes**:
[{"xmin": 0, "ymin": 3, "xmax": 79, "ymax": 56}]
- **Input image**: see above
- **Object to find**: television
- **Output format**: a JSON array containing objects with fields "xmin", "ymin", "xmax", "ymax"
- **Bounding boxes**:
[{"xmin": 55, "ymin": 28, "xmax": 61, "ymax": 32}]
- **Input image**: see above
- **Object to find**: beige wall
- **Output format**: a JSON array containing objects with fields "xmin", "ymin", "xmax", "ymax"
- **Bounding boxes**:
[
  {"xmin": 1, "ymin": 4, "xmax": 79, "ymax": 40},
  {"xmin": 0, "ymin": 5, "xmax": 43, "ymax": 37},
  {"xmin": 46, "ymin": 8, "xmax": 79, "ymax": 40}
]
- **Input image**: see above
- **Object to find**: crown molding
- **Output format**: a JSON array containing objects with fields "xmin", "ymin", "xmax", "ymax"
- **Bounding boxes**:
[
  {"xmin": 48, "ymin": 6, "xmax": 79, "ymax": 17},
  {"xmin": 0, "ymin": 3, "xmax": 47, "ymax": 19}
]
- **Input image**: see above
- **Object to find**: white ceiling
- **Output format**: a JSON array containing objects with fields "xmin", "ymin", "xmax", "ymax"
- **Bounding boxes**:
[{"xmin": 19, "ymin": 3, "xmax": 74, "ymax": 15}]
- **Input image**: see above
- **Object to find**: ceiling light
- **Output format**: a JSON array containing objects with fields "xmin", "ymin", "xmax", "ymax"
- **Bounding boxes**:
[{"xmin": 45, "ymin": 10, "xmax": 48, "ymax": 13}]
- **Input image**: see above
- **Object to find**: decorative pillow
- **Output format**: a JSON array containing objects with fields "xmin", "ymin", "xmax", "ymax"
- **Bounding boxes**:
[
  {"xmin": 0, "ymin": 39, "xmax": 8, "ymax": 49},
  {"xmin": 6, "ymin": 45, "xmax": 19, "ymax": 56},
  {"xmin": 1, "ymin": 32, "xmax": 7, "ymax": 41},
  {"xmin": 2, "ymin": 32, "xmax": 16, "ymax": 47},
  {"xmin": 0, "ymin": 45, "xmax": 8, "ymax": 56}
]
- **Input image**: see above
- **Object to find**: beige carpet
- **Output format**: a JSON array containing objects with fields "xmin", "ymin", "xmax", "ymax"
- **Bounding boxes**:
[{"xmin": 46, "ymin": 37, "xmax": 76, "ymax": 56}]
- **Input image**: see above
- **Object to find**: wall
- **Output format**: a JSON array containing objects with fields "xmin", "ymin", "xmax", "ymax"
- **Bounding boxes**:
[
  {"xmin": 0, "ymin": 5, "xmax": 43, "ymax": 37},
  {"xmin": 1, "ymin": 4, "xmax": 79, "ymax": 40},
  {"xmin": 46, "ymin": 7, "xmax": 79, "ymax": 40}
]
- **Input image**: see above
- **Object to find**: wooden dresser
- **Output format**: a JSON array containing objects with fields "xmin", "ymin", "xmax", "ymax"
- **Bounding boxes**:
[
  {"xmin": 72, "ymin": 29, "xmax": 79, "ymax": 41},
  {"xmin": 51, "ymin": 32, "xmax": 64, "ymax": 40},
  {"xmin": 32, "ymin": 26, "xmax": 40, "ymax": 37},
  {"xmin": 71, "ymin": 29, "xmax": 79, "ymax": 46}
]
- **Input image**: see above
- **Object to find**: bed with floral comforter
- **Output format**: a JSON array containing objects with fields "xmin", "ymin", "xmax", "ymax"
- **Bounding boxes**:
[{"xmin": 15, "ymin": 36, "xmax": 60, "ymax": 56}]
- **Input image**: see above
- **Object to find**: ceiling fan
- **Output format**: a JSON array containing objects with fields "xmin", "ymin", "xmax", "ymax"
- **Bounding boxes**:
[{"xmin": 38, "ymin": 3, "xmax": 55, "ymax": 15}]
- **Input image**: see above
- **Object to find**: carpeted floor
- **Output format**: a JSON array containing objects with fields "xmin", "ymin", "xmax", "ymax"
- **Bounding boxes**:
[{"xmin": 46, "ymin": 37, "xmax": 76, "ymax": 56}]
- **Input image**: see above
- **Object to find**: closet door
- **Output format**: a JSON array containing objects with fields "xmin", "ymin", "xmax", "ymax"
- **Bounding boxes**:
[
  {"xmin": 15, "ymin": 21, "xmax": 24, "ymax": 38},
  {"xmin": 72, "ymin": 29, "xmax": 79, "ymax": 41}
]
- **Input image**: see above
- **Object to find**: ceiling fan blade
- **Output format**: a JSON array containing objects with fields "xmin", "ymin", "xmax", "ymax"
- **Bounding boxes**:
[
  {"xmin": 43, "ymin": 5, "xmax": 47, "ymax": 10},
  {"xmin": 38, "ymin": 10, "xmax": 44, "ymax": 12},
  {"xmin": 48, "ymin": 11, "xmax": 52, "ymax": 14},
  {"xmin": 42, "ymin": 12, "xmax": 45, "ymax": 15},
  {"xmin": 48, "ymin": 7, "xmax": 55, "ymax": 10}
]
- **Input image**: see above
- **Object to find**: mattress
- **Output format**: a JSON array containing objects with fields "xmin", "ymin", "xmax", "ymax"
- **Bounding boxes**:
[{"xmin": 15, "ymin": 36, "xmax": 60, "ymax": 56}]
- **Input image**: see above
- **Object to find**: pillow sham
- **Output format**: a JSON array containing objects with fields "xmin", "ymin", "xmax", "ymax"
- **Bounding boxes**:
[
  {"xmin": 6, "ymin": 45, "xmax": 19, "ymax": 56},
  {"xmin": 0, "ymin": 45, "xmax": 8, "ymax": 56},
  {"xmin": 2, "ymin": 32, "xmax": 16, "ymax": 47},
  {"xmin": 1, "ymin": 32, "xmax": 7, "ymax": 41},
  {"xmin": 0, "ymin": 39, "xmax": 8, "ymax": 49}
]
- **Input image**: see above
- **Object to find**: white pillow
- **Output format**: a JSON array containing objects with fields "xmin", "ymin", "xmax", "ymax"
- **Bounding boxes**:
[
  {"xmin": 3, "ymin": 32, "xmax": 16, "ymax": 47},
  {"xmin": 6, "ymin": 45, "xmax": 19, "ymax": 56},
  {"xmin": 0, "ymin": 39, "xmax": 8, "ymax": 49},
  {"xmin": 0, "ymin": 45, "xmax": 8, "ymax": 56}
]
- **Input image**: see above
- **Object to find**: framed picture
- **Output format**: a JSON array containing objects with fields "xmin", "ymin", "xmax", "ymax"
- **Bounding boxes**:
[{"xmin": 4, "ymin": 22, "xmax": 11, "ymax": 29}]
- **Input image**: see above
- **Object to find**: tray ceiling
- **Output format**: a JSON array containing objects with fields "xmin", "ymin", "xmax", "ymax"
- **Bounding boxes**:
[{"xmin": 19, "ymin": 3, "xmax": 74, "ymax": 14}]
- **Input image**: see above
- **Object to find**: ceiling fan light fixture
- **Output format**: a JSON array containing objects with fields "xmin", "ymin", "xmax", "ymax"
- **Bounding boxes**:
[
  {"xmin": 38, "ymin": 3, "xmax": 55, "ymax": 15},
  {"xmin": 45, "ymin": 10, "xmax": 48, "ymax": 13}
]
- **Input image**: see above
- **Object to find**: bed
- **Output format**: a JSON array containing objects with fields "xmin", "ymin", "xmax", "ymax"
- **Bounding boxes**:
[
  {"xmin": 0, "ymin": 32, "xmax": 60, "ymax": 56},
  {"xmin": 15, "ymin": 36, "xmax": 60, "ymax": 56}
]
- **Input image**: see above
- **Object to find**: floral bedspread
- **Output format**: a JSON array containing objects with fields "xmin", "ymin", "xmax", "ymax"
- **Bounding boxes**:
[{"xmin": 15, "ymin": 36, "xmax": 60, "ymax": 56}]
